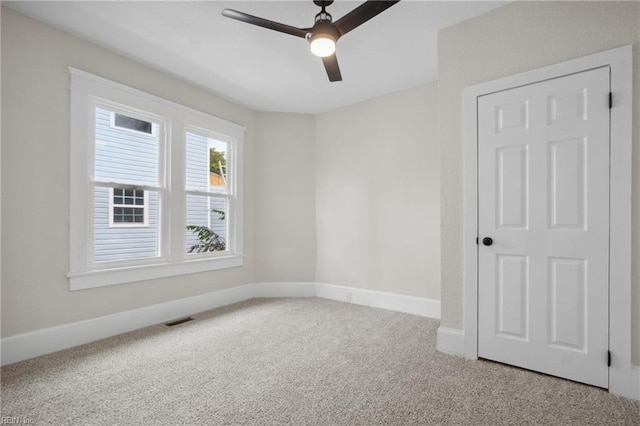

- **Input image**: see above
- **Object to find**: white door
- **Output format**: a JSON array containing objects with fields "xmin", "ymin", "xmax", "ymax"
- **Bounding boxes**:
[{"xmin": 477, "ymin": 67, "xmax": 610, "ymax": 388}]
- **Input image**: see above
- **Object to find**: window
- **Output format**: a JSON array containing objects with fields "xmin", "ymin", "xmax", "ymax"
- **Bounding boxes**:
[
  {"xmin": 185, "ymin": 131, "xmax": 229, "ymax": 254},
  {"xmin": 112, "ymin": 112, "xmax": 155, "ymax": 135},
  {"xmin": 69, "ymin": 68, "xmax": 244, "ymax": 290},
  {"xmin": 110, "ymin": 188, "xmax": 147, "ymax": 226},
  {"xmin": 93, "ymin": 106, "xmax": 160, "ymax": 263}
]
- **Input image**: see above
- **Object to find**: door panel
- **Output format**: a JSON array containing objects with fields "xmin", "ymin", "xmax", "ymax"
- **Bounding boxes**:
[
  {"xmin": 497, "ymin": 146, "xmax": 529, "ymax": 229},
  {"xmin": 496, "ymin": 254, "xmax": 529, "ymax": 339},
  {"xmin": 477, "ymin": 67, "xmax": 610, "ymax": 388},
  {"xmin": 548, "ymin": 257, "xmax": 586, "ymax": 351},
  {"xmin": 548, "ymin": 138, "xmax": 585, "ymax": 229}
]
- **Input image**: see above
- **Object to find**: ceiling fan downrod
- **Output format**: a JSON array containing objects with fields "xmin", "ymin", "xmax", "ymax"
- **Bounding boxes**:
[{"xmin": 314, "ymin": 0, "xmax": 333, "ymax": 23}]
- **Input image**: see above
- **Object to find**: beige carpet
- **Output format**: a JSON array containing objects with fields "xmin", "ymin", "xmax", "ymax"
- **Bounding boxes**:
[{"xmin": 2, "ymin": 298, "xmax": 639, "ymax": 425}]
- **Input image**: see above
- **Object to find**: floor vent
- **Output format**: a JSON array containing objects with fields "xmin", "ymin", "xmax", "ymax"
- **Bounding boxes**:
[{"xmin": 165, "ymin": 317, "xmax": 194, "ymax": 327}]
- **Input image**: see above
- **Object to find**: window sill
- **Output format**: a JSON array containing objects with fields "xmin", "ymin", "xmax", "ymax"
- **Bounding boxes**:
[{"xmin": 68, "ymin": 255, "xmax": 244, "ymax": 291}]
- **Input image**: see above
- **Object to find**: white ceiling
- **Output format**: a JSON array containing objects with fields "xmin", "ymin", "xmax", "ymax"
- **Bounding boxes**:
[{"xmin": 6, "ymin": 1, "xmax": 508, "ymax": 114}]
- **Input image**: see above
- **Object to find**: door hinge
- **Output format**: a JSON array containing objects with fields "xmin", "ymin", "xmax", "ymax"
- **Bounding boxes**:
[
  {"xmin": 609, "ymin": 92, "xmax": 613, "ymax": 109},
  {"xmin": 476, "ymin": 237, "xmax": 479, "ymax": 245},
  {"xmin": 607, "ymin": 350, "xmax": 611, "ymax": 367}
]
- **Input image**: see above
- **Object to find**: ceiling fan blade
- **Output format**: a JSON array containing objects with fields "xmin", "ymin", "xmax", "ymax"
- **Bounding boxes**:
[
  {"xmin": 322, "ymin": 54, "xmax": 342, "ymax": 82},
  {"xmin": 222, "ymin": 9, "xmax": 309, "ymax": 39},
  {"xmin": 334, "ymin": 1, "xmax": 400, "ymax": 37}
]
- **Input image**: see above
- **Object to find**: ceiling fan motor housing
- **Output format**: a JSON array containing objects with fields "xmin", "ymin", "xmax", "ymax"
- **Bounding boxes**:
[{"xmin": 307, "ymin": 20, "xmax": 340, "ymax": 43}]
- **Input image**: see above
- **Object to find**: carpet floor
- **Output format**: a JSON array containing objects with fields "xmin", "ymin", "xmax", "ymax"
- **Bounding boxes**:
[{"xmin": 1, "ymin": 298, "xmax": 639, "ymax": 425}]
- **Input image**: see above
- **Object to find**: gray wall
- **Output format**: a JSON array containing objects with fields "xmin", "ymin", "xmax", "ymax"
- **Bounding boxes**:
[
  {"xmin": 253, "ymin": 112, "xmax": 317, "ymax": 283},
  {"xmin": 1, "ymin": 7, "xmax": 256, "ymax": 337},
  {"xmin": 438, "ymin": 1, "xmax": 640, "ymax": 363},
  {"xmin": 315, "ymin": 84, "xmax": 440, "ymax": 299},
  {"xmin": 252, "ymin": 86, "xmax": 441, "ymax": 298}
]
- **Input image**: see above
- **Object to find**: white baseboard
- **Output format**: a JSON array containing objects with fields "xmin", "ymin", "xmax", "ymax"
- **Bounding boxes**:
[
  {"xmin": 0, "ymin": 284, "xmax": 255, "ymax": 366},
  {"xmin": 436, "ymin": 326, "xmax": 465, "ymax": 357},
  {"xmin": 252, "ymin": 282, "xmax": 316, "ymax": 298},
  {"xmin": 632, "ymin": 365, "xmax": 640, "ymax": 400},
  {"xmin": 314, "ymin": 283, "xmax": 440, "ymax": 319},
  {"xmin": 1, "ymin": 282, "xmax": 438, "ymax": 366}
]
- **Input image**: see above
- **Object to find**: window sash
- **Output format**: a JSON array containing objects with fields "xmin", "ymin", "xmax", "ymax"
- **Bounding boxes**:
[
  {"xmin": 90, "ymin": 185, "xmax": 163, "ymax": 267},
  {"xmin": 91, "ymin": 102, "xmax": 164, "ymax": 261},
  {"xmin": 185, "ymin": 192, "xmax": 230, "ymax": 257},
  {"xmin": 94, "ymin": 102, "xmax": 164, "ymax": 188},
  {"xmin": 184, "ymin": 127, "xmax": 234, "ymax": 195}
]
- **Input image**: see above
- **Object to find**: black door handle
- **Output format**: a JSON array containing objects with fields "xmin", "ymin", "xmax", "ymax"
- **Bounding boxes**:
[{"xmin": 482, "ymin": 237, "xmax": 493, "ymax": 246}]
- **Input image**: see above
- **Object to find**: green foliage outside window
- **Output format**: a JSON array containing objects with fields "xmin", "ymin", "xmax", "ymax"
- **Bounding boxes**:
[
  {"xmin": 209, "ymin": 148, "xmax": 226, "ymax": 176},
  {"xmin": 187, "ymin": 209, "xmax": 226, "ymax": 253}
]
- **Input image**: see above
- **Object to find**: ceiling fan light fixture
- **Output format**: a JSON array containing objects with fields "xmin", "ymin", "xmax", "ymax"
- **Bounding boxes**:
[{"xmin": 309, "ymin": 34, "xmax": 336, "ymax": 57}]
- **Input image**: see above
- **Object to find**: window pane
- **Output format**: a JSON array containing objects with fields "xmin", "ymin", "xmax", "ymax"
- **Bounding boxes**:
[
  {"xmin": 94, "ymin": 187, "xmax": 160, "ymax": 262},
  {"xmin": 114, "ymin": 113, "xmax": 153, "ymax": 134},
  {"xmin": 185, "ymin": 194, "xmax": 227, "ymax": 254},
  {"xmin": 114, "ymin": 188, "xmax": 146, "ymax": 206},
  {"xmin": 113, "ymin": 206, "xmax": 144, "ymax": 223},
  {"xmin": 185, "ymin": 132, "xmax": 228, "ymax": 193},
  {"xmin": 95, "ymin": 106, "xmax": 159, "ymax": 186}
]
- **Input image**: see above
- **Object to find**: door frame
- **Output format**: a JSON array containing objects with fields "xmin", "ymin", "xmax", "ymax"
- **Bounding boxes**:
[{"xmin": 462, "ymin": 45, "xmax": 633, "ymax": 398}]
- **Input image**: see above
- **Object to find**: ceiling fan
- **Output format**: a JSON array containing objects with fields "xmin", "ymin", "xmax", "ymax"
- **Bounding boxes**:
[{"xmin": 221, "ymin": 1, "xmax": 401, "ymax": 82}]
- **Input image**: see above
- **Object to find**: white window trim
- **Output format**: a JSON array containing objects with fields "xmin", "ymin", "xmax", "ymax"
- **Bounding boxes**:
[
  {"xmin": 108, "ymin": 187, "xmax": 149, "ymax": 228},
  {"xmin": 69, "ymin": 68, "xmax": 245, "ymax": 291}
]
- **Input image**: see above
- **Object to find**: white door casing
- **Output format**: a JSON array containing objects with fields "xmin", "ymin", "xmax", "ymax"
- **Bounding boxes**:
[
  {"xmin": 477, "ymin": 67, "xmax": 609, "ymax": 387},
  {"xmin": 461, "ymin": 45, "xmax": 633, "ymax": 398}
]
